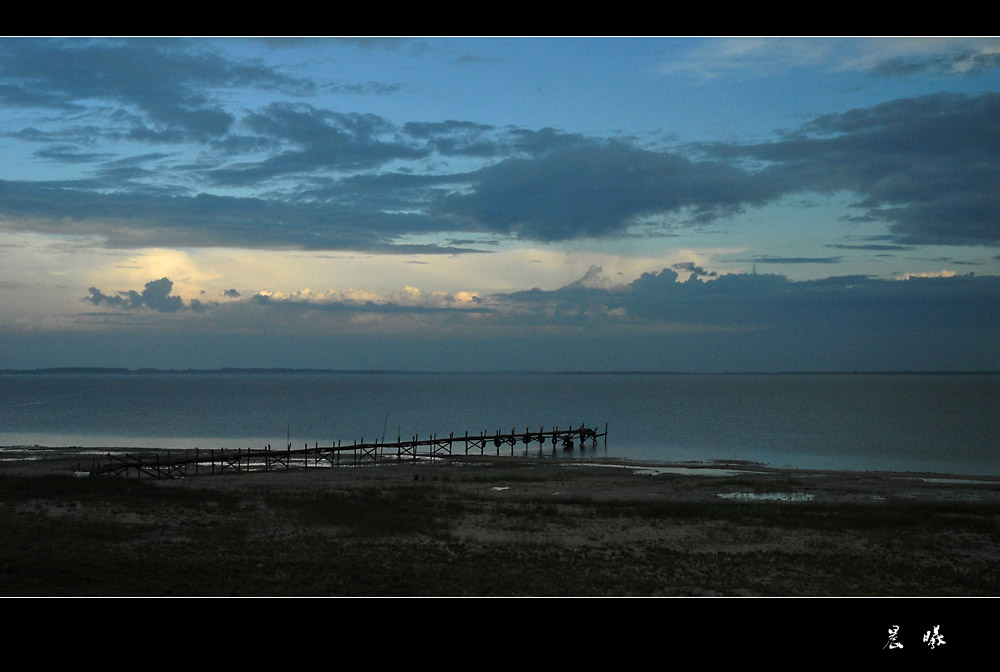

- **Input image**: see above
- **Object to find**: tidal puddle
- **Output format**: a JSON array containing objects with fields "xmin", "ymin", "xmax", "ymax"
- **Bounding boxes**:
[
  {"xmin": 920, "ymin": 478, "xmax": 999, "ymax": 486},
  {"xmin": 634, "ymin": 466, "xmax": 757, "ymax": 477},
  {"xmin": 573, "ymin": 462, "xmax": 762, "ymax": 477},
  {"xmin": 717, "ymin": 492, "xmax": 814, "ymax": 502}
]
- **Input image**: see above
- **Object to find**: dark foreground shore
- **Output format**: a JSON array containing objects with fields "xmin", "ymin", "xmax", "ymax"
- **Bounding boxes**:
[{"xmin": 2, "ymin": 449, "xmax": 999, "ymax": 597}]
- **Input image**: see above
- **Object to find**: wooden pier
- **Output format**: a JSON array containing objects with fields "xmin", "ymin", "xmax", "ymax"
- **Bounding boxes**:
[{"xmin": 94, "ymin": 424, "xmax": 607, "ymax": 479}]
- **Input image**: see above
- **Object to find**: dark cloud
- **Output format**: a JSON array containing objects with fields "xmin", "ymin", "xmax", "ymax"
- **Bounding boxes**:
[
  {"xmin": 0, "ymin": 180, "xmax": 471, "ymax": 252},
  {"xmin": 86, "ymin": 277, "xmax": 184, "ymax": 312},
  {"xmin": 496, "ymin": 267, "xmax": 1000, "ymax": 359},
  {"xmin": 209, "ymin": 103, "xmax": 428, "ymax": 185},
  {"xmin": 505, "ymin": 127, "xmax": 593, "ymax": 155},
  {"xmin": 61, "ymin": 269, "xmax": 1000, "ymax": 370},
  {"xmin": 739, "ymin": 256, "xmax": 842, "ymax": 264},
  {"xmin": 435, "ymin": 143, "xmax": 776, "ymax": 241},
  {"xmin": 826, "ymin": 243, "xmax": 911, "ymax": 251},
  {"xmin": 401, "ymin": 119, "xmax": 500, "ymax": 157},
  {"xmin": 85, "ymin": 153, "xmax": 175, "ymax": 186},
  {"xmin": 711, "ymin": 92, "xmax": 1000, "ymax": 246},
  {"xmin": 244, "ymin": 292, "xmax": 491, "ymax": 317},
  {"xmin": 223, "ymin": 289, "xmax": 240, "ymax": 298},
  {"xmin": 447, "ymin": 238, "xmax": 500, "ymax": 247},
  {"xmin": 868, "ymin": 49, "xmax": 1000, "ymax": 78},
  {"xmin": 402, "ymin": 120, "xmax": 495, "ymax": 138},
  {"xmin": 672, "ymin": 262, "xmax": 717, "ymax": 278},
  {"xmin": 324, "ymin": 37, "xmax": 412, "ymax": 50},
  {"xmin": 0, "ymin": 38, "xmax": 312, "ymax": 143},
  {"xmin": 34, "ymin": 146, "xmax": 116, "ymax": 163},
  {"xmin": 1, "ymin": 42, "xmax": 996, "ymax": 254},
  {"xmin": 5, "ymin": 87, "xmax": 997, "ymax": 253},
  {"xmin": 189, "ymin": 298, "xmax": 216, "ymax": 313},
  {"xmin": 20, "ymin": 92, "xmax": 986, "ymax": 251},
  {"xmin": 336, "ymin": 81, "xmax": 405, "ymax": 95}
]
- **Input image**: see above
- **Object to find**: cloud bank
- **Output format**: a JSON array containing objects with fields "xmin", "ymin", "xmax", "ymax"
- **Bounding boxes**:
[{"xmin": 0, "ymin": 38, "xmax": 996, "ymax": 253}]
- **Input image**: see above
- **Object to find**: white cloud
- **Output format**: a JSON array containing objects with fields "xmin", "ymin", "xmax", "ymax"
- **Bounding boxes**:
[
  {"xmin": 893, "ymin": 270, "xmax": 958, "ymax": 280},
  {"xmin": 660, "ymin": 36, "xmax": 1000, "ymax": 79}
]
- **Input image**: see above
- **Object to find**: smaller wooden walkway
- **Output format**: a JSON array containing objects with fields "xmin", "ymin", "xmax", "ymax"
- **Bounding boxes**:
[{"xmin": 94, "ymin": 424, "xmax": 607, "ymax": 479}]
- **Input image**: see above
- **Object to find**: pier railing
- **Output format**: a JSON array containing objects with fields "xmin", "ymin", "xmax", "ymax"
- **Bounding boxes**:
[{"xmin": 93, "ymin": 423, "xmax": 607, "ymax": 479}]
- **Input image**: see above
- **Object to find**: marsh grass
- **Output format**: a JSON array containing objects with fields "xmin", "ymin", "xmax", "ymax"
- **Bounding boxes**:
[
  {"xmin": 0, "ymin": 472, "xmax": 237, "ymax": 510},
  {"xmin": 265, "ymin": 486, "xmax": 455, "ymax": 537},
  {"xmin": 2, "ymin": 470, "xmax": 998, "ymax": 596},
  {"xmin": 465, "ymin": 474, "xmax": 548, "ymax": 483},
  {"xmin": 702, "ymin": 477, "xmax": 807, "ymax": 493}
]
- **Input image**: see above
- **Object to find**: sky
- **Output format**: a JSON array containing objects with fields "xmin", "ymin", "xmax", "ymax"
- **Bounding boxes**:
[{"xmin": 1, "ymin": 36, "xmax": 998, "ymax": 371}]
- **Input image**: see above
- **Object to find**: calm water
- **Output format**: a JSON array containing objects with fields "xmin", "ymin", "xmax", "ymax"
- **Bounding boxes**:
[{"xmin": 1, "ymin": 372, "xmax": 998, "ymax": 475}]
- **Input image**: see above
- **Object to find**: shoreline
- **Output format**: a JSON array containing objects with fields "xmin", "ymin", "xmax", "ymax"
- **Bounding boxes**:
[
  {"xmin": 4, "ymin": 445, "xmax": 1000, "ymax": 501},
  {"xmin": 5, "ymin": 433, "xmax": 997, "ymax": 478}
]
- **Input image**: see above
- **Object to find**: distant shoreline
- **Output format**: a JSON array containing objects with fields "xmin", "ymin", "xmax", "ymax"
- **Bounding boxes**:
[{"xmin": 3, "ymin": 367, "xmax": 998, "ymax": 376}]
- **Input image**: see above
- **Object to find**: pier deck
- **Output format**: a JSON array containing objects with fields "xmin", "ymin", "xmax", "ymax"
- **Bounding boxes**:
[{"xmin": 94, "ymin": 424, "xmax": 608, "ymax": 479}]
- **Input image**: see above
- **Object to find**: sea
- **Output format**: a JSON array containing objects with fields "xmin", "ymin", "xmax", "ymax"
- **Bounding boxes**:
[{"xmin": 1, "ymin": 371, "xmax": 998, "ymax": 476}]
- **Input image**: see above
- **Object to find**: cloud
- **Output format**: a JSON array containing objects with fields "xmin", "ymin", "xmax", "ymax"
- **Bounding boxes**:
[
  {"xmin": 86, "ymin": 277, "xmax": 184, "ymax": 312},
  {"xmin": 34, "ymin": 146, "xmax": 116, "ymax": 163},
  {"xmin": 321, "ymin": 37, "xmax": 413, "ymax": 50},
  {"xmin": 660, "ymin": 37, "xmax": 1000, "ymax": 80},
  {"xmin": 866, "ymin": 46, "xmax": 1000, "ymax": 77},
  {"xmin": 208, "ymin": 103, "xmax": 429, "ymax": 185},
  {"xmin": 705, "ymin": 92, "xmax": 1000, "ymax": 246},
  {"xmin": 738, "ymin": 256, "xmax": 842, "ymax": 265},
  {"xmin": 565, "ymin": 265, "xmax": 618, "ymax": 290},
  {"xmin": 0, "ymin": 40, "xmax": 996, "ymax": 255},
  {"xmin": 425, "ymin": 93, "xmax": 997, "ymax": 247},
  {"xmin": 402, "ymin": 120, "xmax": 495, "ymax": 138},
  {"xmin": 672, "ymin": 261, "xmax": 717, "ymax": 278},
  {"xmin": 334, "ymin": 81, "xmax": 405, "ymax": 96},
  {"xmin": 660, "ymin": 37, "xmax": 846, "ymax": 78},
  {"xmin": 434, "ymin": 142, "xmax": 776, "ymax": 241},
  {"xmin": 58, "ymin": 268, "xmax": 1000, "ymax": 370},
  {"xmin": 0, "ymin": 38, "xmax": 312, "ymax": 143},
  {"xmin": 493, "ymin": 266, "xmax": 1000, "ymax": 356},
  {"xmin": 0, "ymin": 180, "xmax": 481, "ymax": 252},
  {"xmin": 825, "ymin": 243, "xmax": 911, "ymax": 251},
  {"xmin": 401, "ymin": 119, "xmax": 499, "ymax": 157}
]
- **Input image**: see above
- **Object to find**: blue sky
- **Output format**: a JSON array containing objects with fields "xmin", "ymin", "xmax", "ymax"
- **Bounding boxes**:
[{"xmin": 1, "ymin": 36, "xmax": 998, "ymax": 370}]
